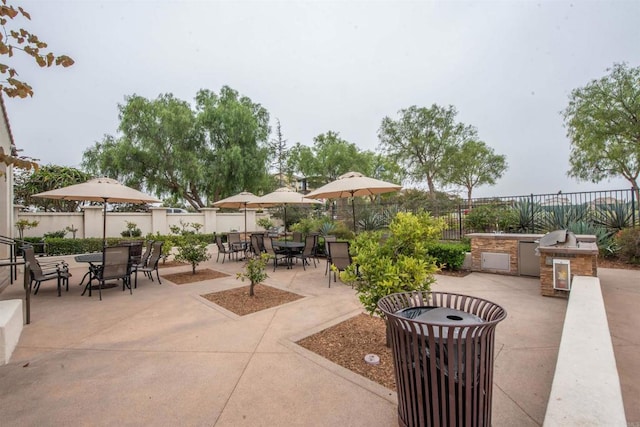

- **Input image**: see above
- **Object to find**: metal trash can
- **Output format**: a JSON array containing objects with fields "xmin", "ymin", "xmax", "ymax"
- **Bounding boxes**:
[{"xmin": 378, "ymin": 291, "xmax": 506, "ymax": 427}]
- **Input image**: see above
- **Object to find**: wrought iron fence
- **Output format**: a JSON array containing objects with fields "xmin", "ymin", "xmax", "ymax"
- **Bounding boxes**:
[{"xmin": 330, "ymin": 188, "xmax": 638, "ymax": 241}]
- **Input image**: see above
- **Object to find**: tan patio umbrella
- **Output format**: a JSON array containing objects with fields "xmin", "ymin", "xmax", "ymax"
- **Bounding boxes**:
[
  {"xmin": 32, "ymin": 177, "xmax": 161, "ymax": 245},
  {"xmin": 212, "ymin": 191, "xmax": 261, "ymax": 235},
  {"xmin": 247, "ymin": 187, "xmax": 321, "ymax": 231},
  {"xmin": 305, "ymin": 171, "xmax": 402, "ymax": 231}
]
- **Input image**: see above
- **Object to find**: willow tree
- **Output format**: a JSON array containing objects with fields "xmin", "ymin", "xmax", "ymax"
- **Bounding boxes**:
[
  {"xmin": 564, "ymin": 63, "xmax": 640, "ymax": 202},
  {"xmin": 82, "ymin": 87, "xmax": 272, "ymax": 209}
]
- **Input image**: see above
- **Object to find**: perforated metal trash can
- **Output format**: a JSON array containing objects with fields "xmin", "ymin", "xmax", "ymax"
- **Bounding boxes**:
[{"xmin": 378, "ymin": 292, "xmax": 506, "ymax": 427}]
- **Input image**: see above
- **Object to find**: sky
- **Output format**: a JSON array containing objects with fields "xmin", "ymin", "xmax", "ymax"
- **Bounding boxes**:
[{"xmin": 5, "ymin": 0, "xmax": 640, "ymax": 199}]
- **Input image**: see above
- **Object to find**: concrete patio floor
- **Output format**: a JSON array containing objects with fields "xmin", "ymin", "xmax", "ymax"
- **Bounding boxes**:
[{"xmin": 0, "ymin": 253, "xmax": 637, "ymax": 426}]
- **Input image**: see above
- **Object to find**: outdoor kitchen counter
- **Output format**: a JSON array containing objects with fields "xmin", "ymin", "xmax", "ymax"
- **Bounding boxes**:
[
  {"xmin": 537, "ymin": 241, "xmax": 599, "ymax": 255},
  {"xmin": 466, "ymin": 233, "xmax": 596, "ymax": 242}
]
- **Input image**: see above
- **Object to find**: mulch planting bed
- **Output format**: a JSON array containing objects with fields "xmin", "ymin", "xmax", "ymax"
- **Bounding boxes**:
[
  {"xmin": 163, "ymin": 268, "xmax": 230, "ymax": 285},
  {"xmin": 201, "ymin": 284, "xmax": 304, "ymax": 316},
  {"xmin": 158, "ymin": 260, "xmax": 189, "ymax": 268},
  {"xmin": 297, "ymin": 313, "xmax": 396, "ymax": 391}
]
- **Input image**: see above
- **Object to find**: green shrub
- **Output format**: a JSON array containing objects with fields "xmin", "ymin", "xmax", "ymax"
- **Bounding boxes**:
[
  {"xmin": 464, "ymin": 204, "xmax": 517, "ymax": 233},
  {"xmin": 290, "ymin": 217, "xmax": 322, "ymax": 235},
  {"xmin": 615, "ymin": 228, "xmax": 640, "ymax": 264},
  {"xmin": 342, "ymin": 212, "xmax": 444, "ymax": 316},
  {"xmin": 44, "ymin": 230, "xmax": 67, "ymax": 239},
  {"xmin": 174, "ymin": 235, "xmax": 211, "ymax": 274},
  {"xmin": 45, "ymin": 238, "xmax": 108, "ymax": 255},
  {"xmin": 121, "ymin": 221, "xmax": 142, "ymax": 237},
  {"xmin": 17, "ymin": 237, "xmax": 46, "ymax": 255},
  {"xmin": 332, "ymin": 221, "xmax": 355, "ymax": 240},
  {"xmin": 427, "ymin": 242, "xmax": 468, "ymax": 270},
  {"xmin": 257, "ymin": 217, "xmax": 274, "ymax": 230}
]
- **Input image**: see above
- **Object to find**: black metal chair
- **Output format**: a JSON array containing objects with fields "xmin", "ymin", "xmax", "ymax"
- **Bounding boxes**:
[
  {"xmin": 323, "ymin": 235, "xmax": 337, "ymax": 275},
  {"xmin": 133, "ymin": 241, "xmax": 163, "ymax": 288},
  {"xmin": 263, "ymin": 237, "xmax": 289, "ymax": 271},
  {"xmin": 250, "ymin": 234, "xmax": 264, "ymax": 256},
  {"xmin": 134, "ymin": 240, "xmax": 154, "ymax": 271},
  {"xmin": 327, "ymin": 241, "xmax": 351, "ymax": 287},
  {"xmin": 90, "ymin": 245, "xmax": 132, "ymax": 300},
  {"xmin": 227, "ymin": 232, "xmax": 246, "ymax": 259},
  {"xmin": 294, "ymin": 235, "xmax": 317, "ymax": 270},
  {"xmin": 22, "ymin": 246, "xmax": 71, "ymax": 297},
  {"xmin": 215, "ymin": 235, "xmax": 236, "ymax": 263}
]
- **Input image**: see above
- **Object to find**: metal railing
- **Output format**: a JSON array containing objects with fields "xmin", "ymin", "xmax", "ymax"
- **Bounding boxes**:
[{"xmin": 330, "ymin": 188, "xmax": 638, "ymax": 240}]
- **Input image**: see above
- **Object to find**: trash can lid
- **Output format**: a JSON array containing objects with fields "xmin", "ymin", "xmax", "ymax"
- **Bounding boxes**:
[{"xmin": 396, "ymin": 306, "xmax": 484, "ymax": 339}]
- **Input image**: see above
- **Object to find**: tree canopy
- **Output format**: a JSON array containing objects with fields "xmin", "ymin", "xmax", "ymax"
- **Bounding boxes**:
[
  {"xmin": 445, "ymin": 140, "xmax": 507, "ymax": 206},
  {"xmin": 563, "ymin": 62, "xmax": 640, "ymax": 201},
  {"xmin": 14, "ymin": 165, "xmax": 91, "ymax": 212},
  {"xmin": 378, "ymin": 104, "xmax": 477, "ymax": 198},
  {"xmin": 286, "ymin": 131, "xmax": 403, "ymax": 189},
  {"xmin": 82, "ymin": 86, "xmax": 272, "ymax": 209}
]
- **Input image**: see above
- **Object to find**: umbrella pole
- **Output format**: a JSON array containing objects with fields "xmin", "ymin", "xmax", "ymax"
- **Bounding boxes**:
[
  {"xmin": 244, "ymin": 202, "xmax": 247, "ymax": 237},
  {"xmin": 351, "ymin": 191, "xmax": 357, "ymax": 233},
  {"xmin": 102, "ymin": 198, "xmax": 108, "ymax": 247}
]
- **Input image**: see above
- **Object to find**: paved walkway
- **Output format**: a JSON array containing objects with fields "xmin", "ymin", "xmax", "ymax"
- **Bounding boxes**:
[{"xmin": 0, "ymin": 253, "xmax": 636, "ymax": 426}]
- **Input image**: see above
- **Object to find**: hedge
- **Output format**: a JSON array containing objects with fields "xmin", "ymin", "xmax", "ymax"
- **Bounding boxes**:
[
  {"xmin": 42, "ymin": 233, "xmax": 216, "ymax": 256},
  {"xmin": 427, "ymin": 242, "xmax": 469, "ymax": 271}
]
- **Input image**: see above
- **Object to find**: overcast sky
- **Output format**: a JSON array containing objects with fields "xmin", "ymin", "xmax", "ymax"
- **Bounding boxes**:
[{"xmin": 5, "ymin": 0, "xmax": 640, "ymax": 198}]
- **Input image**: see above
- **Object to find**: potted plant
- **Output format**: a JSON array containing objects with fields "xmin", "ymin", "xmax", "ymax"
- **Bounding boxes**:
[{"xmin": 236, "ymin": 253, "xmax": 269, "ymax": 296}]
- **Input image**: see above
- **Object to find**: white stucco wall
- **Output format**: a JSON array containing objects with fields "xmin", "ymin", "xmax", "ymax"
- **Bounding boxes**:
[{"xmin": 15, "ymin": 210, "xmax": 274, "ymax": 238}]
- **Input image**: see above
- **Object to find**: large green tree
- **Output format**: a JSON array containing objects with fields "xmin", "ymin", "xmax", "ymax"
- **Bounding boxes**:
[
  {"xmin": 195, "ymin": 87, "xmax": 272, "ymax": 201},
  {"xmin": 378, "ymin": 104, "xmax": 477, "ymax": 199},
  {"xmin": 563, "ymin": 63, "xmax": 640, "ymax": 202},
  {"xmin": 82, "ymin": 86, "xmax": 272, "ymax": 209},
  {"xmin": 286, "ymin": 131, "xmax": 403, "ymax": 188},
  {"xmin": 445, "ymin": 140, "xmax": 507, "ymax": 207},
  {"xmin": 14, "ymin": 165, "xmax": 91, "ymax": 211}
]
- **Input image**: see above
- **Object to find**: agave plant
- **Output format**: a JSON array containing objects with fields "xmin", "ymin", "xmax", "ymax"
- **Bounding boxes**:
[
  {"xmin": 538, "ymin": 204, "xmax": 588, "ymax": 232},
  {"xmin": 357, "ymin": 209, "xmax": 387, "ymax": 231},
  {"xmin": 319, "ymin": 221, "xmax": 337, "ymax": 236},
  {"xmin": 510, "ymin": 199, "xmax": 543, "ymax": 232},
  {"xmin": 566, "ymin": 221, "xmax": 616, "ymax": 257},
  {"xmin": 591, "ymin": 202, "xmax": 636, "ymax": 233}
]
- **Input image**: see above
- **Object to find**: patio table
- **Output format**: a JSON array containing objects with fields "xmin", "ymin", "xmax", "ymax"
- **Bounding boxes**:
[
  {"xmin": 272, "ymin": 241, "xmax": 305, "ymax": 269},
  {"xmin": 75, "ymin": 253, "xmax": 117, "ymax": 294}
]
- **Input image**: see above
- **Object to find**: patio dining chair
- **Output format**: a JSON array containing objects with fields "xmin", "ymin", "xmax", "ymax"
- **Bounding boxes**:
[
  {"xmin": 323, "ymin": 235, "xmax": 337, "ymax": 275},
  {"xmin": 263, "ymin": 237, "xmax": 289, "ymax": 271},
  {"xmin": 250, "ymin": 234, "xmax": 264, "ymax": 256},
  {"xmin": 132, "ymin": 240, "xmax": 163, "ymax": 288},
  {"xmin": 294, "ymin": 235, "xmax": 317, "ymax": 270},
  {"xmin": 227, "ymin": 232, "xmax": 246, "ymax": 258},
  {"xmin": 327, "ymin": 241, "xmax": 352, "ymax": 287},
  {"xmin": 90, "ymin": 245, "xmax": 132, "ymax": 300},
  {"xmin": 22, "ymin": 246, "xmax": 71, "ymax": 297},
  {"xmin": 216, "ymin": 235, "xmax": 236, "ymax": 263}
]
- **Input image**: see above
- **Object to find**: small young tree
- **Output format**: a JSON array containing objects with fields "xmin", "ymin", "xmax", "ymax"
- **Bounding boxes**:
[
  {"xmin": 236, "ymin": 253, "xmax": 269, "ymax": 296},
  {"xmin": 15, "ymin": 219, "xmax": 38, "ymax": 239},
  {"xmin": 342, "ymin": 212, "xmax": 445, "ymax": 316},
  {"xmin": 174, "ymin": 236, "xmax": 211, "ymax": 274}
]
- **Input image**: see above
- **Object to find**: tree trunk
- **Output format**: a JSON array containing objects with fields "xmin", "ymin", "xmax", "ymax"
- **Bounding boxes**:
[
  {"xmin": 249, "ymin": 281, "xmax": 255, "ymax": 296},
  {"xmin": 192, "ymin": 263, "xmax": 196, "ymax": 274}
]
